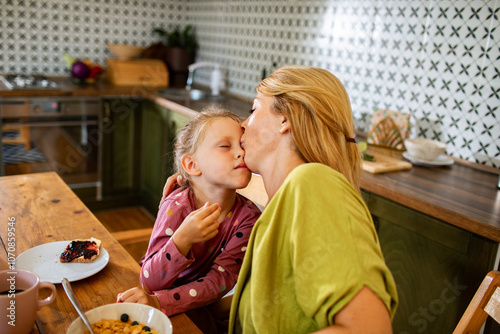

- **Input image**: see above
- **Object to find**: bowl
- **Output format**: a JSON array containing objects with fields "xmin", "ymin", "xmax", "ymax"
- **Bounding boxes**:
[
  {"xmin": 66, "ymin": 303, "xmax": 172, "ymax": 334},
  {"xmin": 404, "ymin": 138, "xmax": 446, "ymax": 161},
  {"xmin": 106, "ymin": 44, "xmax": 144, "ymax": 60}
]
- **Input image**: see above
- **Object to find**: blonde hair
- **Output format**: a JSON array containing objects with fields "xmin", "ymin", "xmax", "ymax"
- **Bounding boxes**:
[
  {"xmin": 257, "ymin": 65, "xmax": 362, "ymax": 192},
  {"xmin": 174, "ymin": 106, "xmax": 241, "ymax": 186}
]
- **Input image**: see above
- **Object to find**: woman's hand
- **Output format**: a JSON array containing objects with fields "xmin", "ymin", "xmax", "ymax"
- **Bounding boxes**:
[
  {"xmin": 160, "ymin": 173, "xmax": 185, "ymax": 207},
  {"xmin": 117, "ymin": 287, "xmax": 161, "ymax": 309},
  {"xmin": 172, "ymin": 202, "xmax": 221, "ymax": 257}
]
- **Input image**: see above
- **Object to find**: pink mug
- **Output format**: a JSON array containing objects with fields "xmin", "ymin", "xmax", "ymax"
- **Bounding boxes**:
[{"xmin": 0, "ymin": 269, "xmax": 57, "ymax": 334}]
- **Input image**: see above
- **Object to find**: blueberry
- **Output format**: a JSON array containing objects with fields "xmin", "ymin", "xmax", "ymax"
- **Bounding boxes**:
[
  {"xmin": 131, "ymin": 321, "xmax": 139, "ymax": 326},
  {"xmin": 142, "ymin": 325, "xmax": 151, "ymax": 332},
  {"xmin": 120, "ymin": 313, "xmax": 129, "ymax": 322}
]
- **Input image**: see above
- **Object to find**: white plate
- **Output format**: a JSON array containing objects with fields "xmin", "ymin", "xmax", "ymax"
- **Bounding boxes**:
[
  {"xmin": 403, "ymin": 151, "xmax": 454, "ymax": 166},
  {"xmin": 67, "ymin": 303, "xmax": 172, "ymax": 334},
  {"xmin": 15, "ymin": 241, "xmax": 109, "ymax": 284}
]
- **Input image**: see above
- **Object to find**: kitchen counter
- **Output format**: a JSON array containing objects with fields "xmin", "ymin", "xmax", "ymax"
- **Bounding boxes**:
[
  {"xmin": 1, "ymin": 78, "xmax": 499, "ymax": 243},
  {"xmin": 0, "ymin": 76, "xmax": 253, "ymax": 119},
  {"xmin": 361, "ymin": 146, "xmax": 500, "ymax": 243}
]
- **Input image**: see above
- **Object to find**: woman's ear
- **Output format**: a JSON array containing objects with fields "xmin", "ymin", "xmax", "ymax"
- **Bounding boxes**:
[
  {"xmin": 181, "ymin": 154, "xmax": 202, "ymax": 176},
  {"xmin": 280, "ymin": 116, "xmax": 290, "ymax": 134}
]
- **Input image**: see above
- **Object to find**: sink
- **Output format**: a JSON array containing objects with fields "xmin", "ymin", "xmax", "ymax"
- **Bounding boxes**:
[{"xmin": 157, "ymin": 88, "xmax": 223, "ymax": 101}]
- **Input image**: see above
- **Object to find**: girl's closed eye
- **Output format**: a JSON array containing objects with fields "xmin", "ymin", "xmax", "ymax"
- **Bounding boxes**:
[{"xmin": 218, "ymin": 142, "xmax": 231, "ymax": 148}]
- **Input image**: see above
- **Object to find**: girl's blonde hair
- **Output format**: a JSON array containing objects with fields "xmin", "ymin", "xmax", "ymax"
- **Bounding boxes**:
[
  {"xmin": 257, "ymin": 65, "xmax": 362, "ymax": 192},
  {"xmin": 174, "ymin": 106, "xmax": 241, "ymax": 186}
]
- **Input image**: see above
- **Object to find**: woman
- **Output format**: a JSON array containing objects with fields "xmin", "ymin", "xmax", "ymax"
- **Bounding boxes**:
[{"xmin": 167, "ymin": 65, "xmax": 398, "ymax": 333}]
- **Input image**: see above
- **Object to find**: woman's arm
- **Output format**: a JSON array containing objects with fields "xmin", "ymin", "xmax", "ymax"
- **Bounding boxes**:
[{"xmin": 313, "ymin": 287, "xmax": 392, "ymax": 334}]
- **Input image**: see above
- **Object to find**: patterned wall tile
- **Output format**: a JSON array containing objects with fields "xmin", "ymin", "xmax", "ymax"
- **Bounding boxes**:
[
  {"xmin": 187, "ymin": 0, "xmax": 499, "ymax": 169},
  {"xmin": 0, "ymin": 0, "xmax": 498, "ymax": 168},
  {"xmin": 0, "ymin": 0, "xmax": 187, "ymax": 74}
]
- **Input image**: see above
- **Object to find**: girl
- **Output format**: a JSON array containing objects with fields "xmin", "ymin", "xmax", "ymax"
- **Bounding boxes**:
[{"xmin": 117, "ymin": 107, "xmax": 261, "ymax": 322}]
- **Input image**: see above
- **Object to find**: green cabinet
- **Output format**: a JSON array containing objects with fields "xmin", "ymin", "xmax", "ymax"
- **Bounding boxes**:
[
  {"xmin": 139, "ymin": 100, "xmax": 191, "ymax": 214},
  {"xmin": 362, "ymin": 191, "xmax": 498, "ymax": 334},
  {"xmin": 101, "ymin": 98, "xmax": 142, "ymax": 197},
  {"xmin": 98, "ymin": 98, "xmax": 191, "ymax": 213}
]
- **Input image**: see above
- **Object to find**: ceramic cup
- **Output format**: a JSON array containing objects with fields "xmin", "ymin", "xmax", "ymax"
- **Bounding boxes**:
[{"xmin": 0, "ymin": 269, "xmax": 57, "ymax": 334}]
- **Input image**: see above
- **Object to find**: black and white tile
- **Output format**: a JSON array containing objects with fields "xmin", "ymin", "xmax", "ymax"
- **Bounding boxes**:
[
  {"xmin": 189, "ymin": 0, "xmax": 499, "ymax": 168},
  {"xmin": 0, "ymin": 0, "xmax": 498, "ymax": 168}
]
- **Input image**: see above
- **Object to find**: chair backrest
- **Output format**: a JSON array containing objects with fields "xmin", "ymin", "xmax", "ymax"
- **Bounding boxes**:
[
  {"xmin": 367, "ymin": 109, "xmax": 410, "ymax": 150},
  {"xmin": 453, "ymin": 270, "xmax": 500, "ymax": 334}
]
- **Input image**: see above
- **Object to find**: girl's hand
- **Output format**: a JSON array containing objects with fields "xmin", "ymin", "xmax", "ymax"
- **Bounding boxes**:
[
  {"xmin": 160, "ymin": 174, "xmax": 185, "ymax": 207},
  {"xmin": 117, "ymin": 287, "xmax": 161, "ymax": 309},
  {"xmin": 172, "ymin": 202, "xmax": 221, "ymax": 257}
]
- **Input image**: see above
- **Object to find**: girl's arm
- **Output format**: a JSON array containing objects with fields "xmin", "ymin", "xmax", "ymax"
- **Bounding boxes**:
[
  {"xmin": 153, "ymin": 215, "xmax": 257, "ymax": 316},
  {"xmin": 140, "ymin": 202, "xmax": 221, "ymax": 292},
  {"xmin": 140, "ymin": 236, "xmax": 193, "ymax": 292},
  {"xmin": 171, "ymin": 202, "xmax": 220, "ymax": 256},
  {"xmin": 140, "ymin": 198, "xmax": 193, "ymax": 292}
]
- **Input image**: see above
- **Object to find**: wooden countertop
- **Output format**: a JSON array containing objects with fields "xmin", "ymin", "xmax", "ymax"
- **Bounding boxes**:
[
  {"xmin": 360, "ymin": 146, "xmax": 500, "ymax": 242},
  {"xmin": 1, "ymin": 79, "xmax": 499, "ymax": 243},
  {"xmin": 0, "ymin": 172, "xmax": 202, "ymax": 334}
]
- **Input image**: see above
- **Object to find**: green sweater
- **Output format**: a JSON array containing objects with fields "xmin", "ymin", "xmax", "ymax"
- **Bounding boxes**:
[{"xmin": 229, "ymin": 163, "xmax": 398, "ymax": 333}]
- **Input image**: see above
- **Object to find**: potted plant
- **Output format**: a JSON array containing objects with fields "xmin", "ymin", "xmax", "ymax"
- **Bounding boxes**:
[{"xmin": 144, "ymin": 25, "xmax": 198, "ymax": 86}]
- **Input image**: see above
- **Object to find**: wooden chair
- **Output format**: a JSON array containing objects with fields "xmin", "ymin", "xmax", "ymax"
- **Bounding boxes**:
[
  {"xmin": 453, "ymin": 270, "xmax": 500, "ymax": 334},
  {"xmin": 111, "ymin": 174, "xmax": 268, "ymax": 245}
]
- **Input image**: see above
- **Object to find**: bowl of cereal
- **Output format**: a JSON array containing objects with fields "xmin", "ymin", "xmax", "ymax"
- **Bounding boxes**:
[{"xmin": 66, "ymin": 303, "xmax": 172, "ymax": 334}]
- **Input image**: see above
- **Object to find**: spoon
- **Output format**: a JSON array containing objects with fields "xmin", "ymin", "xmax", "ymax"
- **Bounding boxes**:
[{"xmin": 61, "ymin": 277, "xmax": 94, "ymax": 334}]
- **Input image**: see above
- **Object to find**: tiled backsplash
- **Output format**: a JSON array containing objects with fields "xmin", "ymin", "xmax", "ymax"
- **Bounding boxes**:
[
  {"xmin": 0, "ymin": 0, "xmax": 187, "ymax": 73},
  {"xmin": 1, "ymin": 0, "xmax": 498, "ymax": 168}
]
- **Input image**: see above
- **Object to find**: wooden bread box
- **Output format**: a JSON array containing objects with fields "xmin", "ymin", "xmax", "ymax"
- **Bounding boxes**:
[{"xmin": 106, "ymin": 58, "xmax": 168, "ymax": 87}]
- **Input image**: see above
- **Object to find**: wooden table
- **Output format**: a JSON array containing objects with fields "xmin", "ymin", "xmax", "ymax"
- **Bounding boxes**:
[{"xmin": 0, "ymin": 172, "xmax": 201, "ymax": 334}]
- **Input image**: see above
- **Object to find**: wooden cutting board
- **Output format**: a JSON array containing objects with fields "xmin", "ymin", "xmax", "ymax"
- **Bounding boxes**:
[{"xmin": 362, "ymin": 151, "xmax": 412, "ymax": 174}]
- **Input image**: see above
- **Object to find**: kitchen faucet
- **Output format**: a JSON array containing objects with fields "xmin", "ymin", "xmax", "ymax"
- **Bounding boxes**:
[{"xmin": 186, "ymin": 62, "xmax": 223, "ymax": 95}]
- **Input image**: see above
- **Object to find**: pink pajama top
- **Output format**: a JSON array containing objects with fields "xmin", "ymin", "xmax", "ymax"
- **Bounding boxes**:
[{"xmin": 140, "ymin": 187, "xmax": 261, "ymax": 316}]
